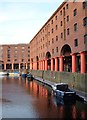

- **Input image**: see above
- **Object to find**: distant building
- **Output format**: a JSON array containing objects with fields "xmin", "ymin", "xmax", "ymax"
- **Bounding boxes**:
[
  {"xmin": 30, "ymin": 1, "xmax": 87, "ymax": 74},
  {"xmin": 0, "ymin": 44, "xmax": 30, "ymax": 71}
]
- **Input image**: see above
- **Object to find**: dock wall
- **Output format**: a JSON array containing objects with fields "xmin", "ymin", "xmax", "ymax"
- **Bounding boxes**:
[{"xmin": 29, "ymin": 70, "xmax": 87, "ymax": 93}]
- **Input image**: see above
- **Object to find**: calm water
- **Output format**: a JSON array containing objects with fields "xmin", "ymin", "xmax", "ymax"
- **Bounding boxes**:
[{"xmin": 1, "ymin": 76, "xmax": 87, "ymax": 119}]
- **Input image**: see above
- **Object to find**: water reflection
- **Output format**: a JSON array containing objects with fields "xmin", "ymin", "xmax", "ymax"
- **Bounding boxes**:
[{"xmin": 2, "ymin": 76, "xmax": 87, "ymax": 119}]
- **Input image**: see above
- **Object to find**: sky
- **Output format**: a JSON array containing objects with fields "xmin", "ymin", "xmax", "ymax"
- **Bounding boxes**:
[{"xmin": 0, "ymin": 0, "xmax": 64, "ymax": 45}]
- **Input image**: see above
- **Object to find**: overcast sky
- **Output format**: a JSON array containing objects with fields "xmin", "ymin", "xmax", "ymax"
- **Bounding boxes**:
[{"xmin": 0, "ymin": 0, "xmax": 64, "ymax": 45}]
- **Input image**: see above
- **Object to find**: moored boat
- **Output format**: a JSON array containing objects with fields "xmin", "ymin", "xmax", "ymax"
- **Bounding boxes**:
[
  {"xmin": 0, "ymin": 71, "xmax": 9, "ymax": 76},
  {"xmin": 27, "ymin": 73, "xmax": 33, "ymax": 81},
  {"xmin": 52, "ymin": 83, "xmax": 76, "ymax": 103}
]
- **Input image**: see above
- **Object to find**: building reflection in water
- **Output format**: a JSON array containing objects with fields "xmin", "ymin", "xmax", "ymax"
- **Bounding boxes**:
[
  {"xmin": 72, "ymin": 105, "xmax": 77, "ymax": 119},
  {"xmin": 2, "ymin": 76, "xmax": 87, "ymax": 119}
]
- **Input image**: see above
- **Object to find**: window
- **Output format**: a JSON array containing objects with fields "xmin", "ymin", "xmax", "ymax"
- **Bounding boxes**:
[
  {"xmin": 67, "ymin": 15, "xmax": 69, "ymax": 22},
  {"xmin": 73, "ymin": 9, "xmax": 77, "ymax": 16},
  {"xmin": 67, "ymin": 28, "xmax": 70, "ymax": 35},
  {"xmin": 64, "ymin": 29, "xmax": 66, "ymax": 40},
  {"xmin": 7, "ymin": 59, "xmax": 10, "ymax": 62},
  {"xmin": 56, "ymin": 25, "xmax": 58, "ymax": 30},
  {"xmin": 73, "ymin": 0, "xmax": 76, "ymax": 2},
  {"xmin": 63, "ymin": 7, "xmax": 65, "ymax": 16},
  {"xmin": 22, "ymin": 46, "xmax": 24, "ymax": 49},
  {"xmin": 55, "ymin": 15, "xmax": 57, "ymax": 20},
  {"xmin": 22, "ymin": 49, "xmax": 24, "ymax": 52},
  {"xmin": 83, "ymin": 1, "xmax": 87, "ymax": 9},
  {"xmin": 74, "ymin": 39, "xmax": 78, "ymax": 47},
  {"xmin": 52, "ymin": 28, "xmax": 54, "ymax": 33},
  {"xmin": 60, "ymin": 10, "xmax": 62, "ymax": 15},
  {"xmin": 7, "ymin": 54, "xmax": 10, "ymax": 58},
  {"xmin": 22, "ymin": 54, "xmax": 24, "ymax": 58},
  {"xmin": 66, "ymin": 4, "xmax": 68, "ymax": 9},
  {"xmin": 43, "ymin": 44, "xmax": 44, "ymax": 48},
  {"xmin": 84, "ymin": 34, "xmax": 87, "ymax": 44},
  {"xmin": 61, "ymin": 21, "xmax": 63, "ymax": 26},
  {"xmin": 52, "ymin": 38, "xmax": 54, "ymax": 43},
  {"xmin": 41, "ymin": 38, "xmax": 42, "ymax": 42},
  {"xmin": 83, "ymin": 17, "xmax": 87, "ymax": 26},
  {"xmin": 48, "ymin": 41, "xmax": 50, "ymax": 45},
  {"xmin": 52, "ymin": 49, "xmax": 54, "ymax": 54},
  {"xmin": 22, "ymin": 59, "xmax": 24, "ymax": 62},
  {"xmin": 51, "ymin": 20, "xmax": 53, "ymax": 24},
  {"xmin": 74, "ymin": 23, "xmax": 77, "ymax": 31},
  {"xmin": 56, "ymin": 36, "xmax": 58, "ymax": 41},
  {"xmin": 43, "ymin": 37, "xmax": 44, "ymax": 40},
  {"xmin": 61, "ymin": 33, "xmax": 63, "ymax": 39},
  {"xmin": 15, "ymin": 50, "xmax": 17, "ymax": 53},
  {"xmin": 14, "ymin": 54, "xmax": 17, "ymax": 58},
  {"xmin": 56, "ymin": 47, "xmax": 58, "ymax": 52},
  {"xmin": 15, "ymin": 46, "xmax": 17, "ymax": 49},
  {"xmin": 28, "ymin": 59, "xmax": 30, "ymax": 62}
]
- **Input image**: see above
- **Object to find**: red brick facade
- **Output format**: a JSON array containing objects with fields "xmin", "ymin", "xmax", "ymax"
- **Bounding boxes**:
[
  {"xmin": 0, "ymin": 44, "xmax": 30, "ymax": 71},
  {"xmin": 30, "ymin": 1, "xmax": 87, "ymax": 74}
]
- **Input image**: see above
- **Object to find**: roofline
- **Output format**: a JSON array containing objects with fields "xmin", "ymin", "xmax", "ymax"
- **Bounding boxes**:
[{"xmin": 30, "ymin": 1, "xmax": 66, "ymax": 43}]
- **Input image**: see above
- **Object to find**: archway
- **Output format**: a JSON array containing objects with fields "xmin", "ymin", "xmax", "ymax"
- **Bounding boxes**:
[
  {"xmin": 36, "ymin": 56, "xmax": 39, "ymax": 70},
  {"xmin": 45, "ymin": 52, "xmax": 51, "ymax": 70},
  {"xmin": 61, "ymin": 44, "xmax": 72, "ymax": 72}
]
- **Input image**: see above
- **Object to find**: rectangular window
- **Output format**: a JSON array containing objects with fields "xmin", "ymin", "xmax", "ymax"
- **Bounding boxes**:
[
  {"xmin": 52, "ymin": 49, "xmax": 54, "ymax": 54},
  {"xmin": 83, "ymin": 17, "xmax": 87, "ymax": 26},
  {"xmin": 48, "ymin": 41, "xmax": 50, "ymax": 45},
  {"xmin": 7, "ymin": 59, "xmax": 10, "ymax": 62},
  {"xmin": 61, "ymin": 21, "xmax": 62, "ymax": 26},
  {"xmin": 51, "ymin": 20, "xmax": 53, "ymax": 24},
  {"xmin": 66, "ymin": 4, "xmax": 68, "ymax": 9},
  {"xmin": 64, "ymin": 29, "xmax": 66, "ymax": 40},
  {"xmin": 74, "ymin": 23, "xmax": 77, "ymax": 31},
  {"xmin": 74, "ymin": 39, "xmax": 78, "ymax": 47},
  {"xmin": 63, "ymin": 7, "xmax": 65, "ymax": 16},
  {"xmin": 7, "ymin": 54, "xmax": 10, "ymax": 58},
  {"xmin": 15, "ymin": 46, "xmax": 17, "ymax": 49},
  {"xmin": 56, "ymin": 47, "xmax": 58, "ymax": 52},
  {"xmin": 67, "ymin": 28, "xmax": 70, "ymax": 35},
  {"xmin": 56, "ymin": 36, "xmax": 58, "ymax": 41},
  {"xmin": 52, "ymin": 38, "xmax": 54, "ymax": 43},
  {"xmin": 83, "ymin": 1, "xmax": 87, "ymax": 9},
  {"xmin": 22, "ymin": 59, "xmax": 24, "ymax": 62},
  {"xmin": 15, "ymin": 50, "xmax": 17, "ymax": 53},
  {"xmin": 14, "ymin": 54, "xmax": 17, "ymax": 58},
  {"xmin": 55, "ymin": 15, "xmax": 57, "ymax": 20},
  {"xmin": 67, "ymin": 15, "xmax": 69, "ymax": 22},
  {"xmin": 56, "ymin": 25, "xmax": 58, "ymax": 30},
  {"xmin": 22, "ymin": 46, "xmax": 24, "ymax": 49},
  {"xmin": 60, "ymin": 10, "xmax": 62, "ymax": 15},
  {"xmin": 73, "ymin": 9, "xmax": 77, "ymax": 16},
  {"xmin": 52, "ymin": 28, "xmax": 53, "ymax": 33},
  {"xmin": 61, "ymin": 33, "xmax": 63, "ymax": 39},
  {"xmin": 84, "ymin": 34, "xmax": 87, "ymax": 44}
]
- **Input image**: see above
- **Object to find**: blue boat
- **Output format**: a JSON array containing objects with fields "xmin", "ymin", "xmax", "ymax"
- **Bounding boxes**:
[
  {"xmin": 21, "ymin": 72, "xmax": 27, "ymax": 78},
  {"xmin": 27, "ymin": 73, "xmax": 33, "ymax": 81},
  {"xmin": 52, "ymin": 83, "xmax": 76, "ymax": 103}
]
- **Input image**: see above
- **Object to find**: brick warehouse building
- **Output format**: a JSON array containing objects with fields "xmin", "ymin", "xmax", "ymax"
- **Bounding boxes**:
[
  {"xmin": 30, "ymin": 1, "xmax": 87, "ymax": 74},
  {"xmin": 0, "ymin": 44, "xmax": 30, "ymax": 71}
]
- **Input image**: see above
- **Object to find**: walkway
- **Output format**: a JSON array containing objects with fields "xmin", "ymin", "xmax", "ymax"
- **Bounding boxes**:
[{"xmin": 34, "ymin": 76, "xmax": 87, "ymax": 103}]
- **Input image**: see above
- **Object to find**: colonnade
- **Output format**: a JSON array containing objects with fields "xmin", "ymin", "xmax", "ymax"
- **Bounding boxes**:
[
  {"xmin": 3, "ymin": 63, "xmax": 28, "ymax": 71},
  {"xmin": 31, "ymin": 52, "xmax": 86, "ymax": 74}
]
